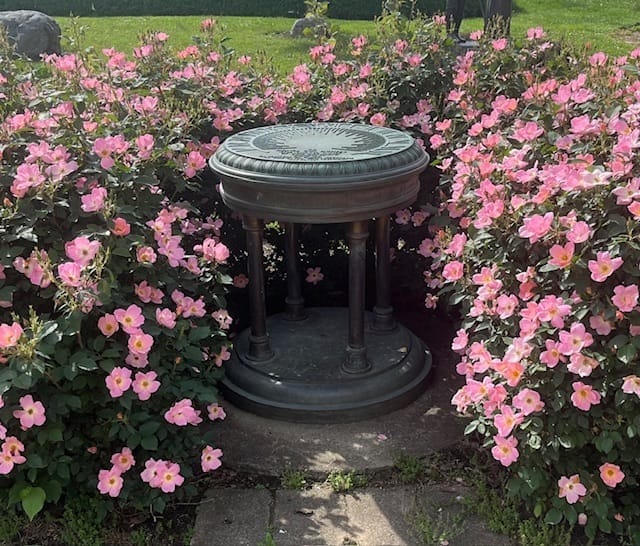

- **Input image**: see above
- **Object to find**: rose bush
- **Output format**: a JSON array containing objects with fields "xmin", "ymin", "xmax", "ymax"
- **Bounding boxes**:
[
  {"xmin": 0, "ymin": 25, "xmax": 242, "ymax": 518},
  {"xmin": 425, "ymin": 29, "xmax": 640, "ymax": 543}
]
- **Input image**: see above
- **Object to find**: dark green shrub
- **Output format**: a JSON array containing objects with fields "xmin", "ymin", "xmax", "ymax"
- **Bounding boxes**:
[{"xmin": 0, "ymin": 0, "xmax": 484, "ymax": 19}]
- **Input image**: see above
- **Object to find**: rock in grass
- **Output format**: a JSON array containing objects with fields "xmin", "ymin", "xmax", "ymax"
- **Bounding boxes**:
[
  {"xmin": 0, "ymin": 10, "xmax": 61, "ymax": 59},
  {"xmin": 290, "ymin": 17, "xmax": 327, "ymax": 38}
]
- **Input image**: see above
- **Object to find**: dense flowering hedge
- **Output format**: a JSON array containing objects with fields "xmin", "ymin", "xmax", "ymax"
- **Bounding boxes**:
[
  {"xmin": 427, "ymin": 31, "xmax": 640, "ymax": 543},
  {"xmin": 2, "ymin": 7, "xmax": 640, "ymax": 543},
  {"xmin": 0, "ymin": 26, "xmax": 242, "ymax": 517}
]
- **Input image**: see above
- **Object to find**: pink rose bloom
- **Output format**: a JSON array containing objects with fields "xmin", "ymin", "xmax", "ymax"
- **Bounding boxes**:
[
  {"xmin": 493, "ymin": 405, "xmax": 523, "ymax": 437},
  {"xmin": 600, "ymin": 463, "xmax": 625, "ymax": 488},
  {"xmin": 114, "ymin": 304, "xmax": 145, "ymax": 334},
  {"xmin": 566, "ymin": 221, "xmax": 592, "ymax": 243},
  {"xmin": 97, "ymin": 467, "xmax": 123, "ymax": 497},
  {"xmin": 622, "ymin": 375, "xmax": 640, "ymax": 397},
  {"xmin": 207, "ymin": 403, "xmax": 226, "ymax": 421},
  {"xmin": 571, "ymin": 381, "xmax": 601, "ymax": 411},
  {"xmin": 111, "ymin": 217, "xmax": 131, "ymax": 237},
  {"xmin": 13, "ymin": 395, "xmax": 46, "ymax": 430},
  {"xmin": 526, "ymin": 27, "xmax": 545, "ymax": 40},
  {"xmin": 156, "ymin": 308, "xmax": 177, "ymax": 329},
  {"xmin": 164, "ymin": 398, "xmax": 202, "ymax": 426},
  {"xmin": 589, "ymin": 314, "xmax": 613, "ymax": 336},
  {"xmin": 180, "ymin": 296, "xmax": 207, "ymax": 318},
  {"xmin": 128, "ymin": 332, "xmax": 154, "ymax": 355},
  {"xmin": 201, "ymin": 446, "xmax": 223, "ymax": 472},
  {"xmin": 0, "ymin": 322, "xmax": 23, "ymax": 348},
  {"xmin": 132, "ymin": 371, "xmax": 161, "ymax": 401},
  {"xmin": 558, "ymin": 474, "xmax": 586, "ymax": 504},
  {"xmin": 588, "ymin": 251, "xmax": 623, "ymax": 282},
  {"xmin": 184, "ymin": 151, "xmax": 206, "ymax": 178},
  {"xmin": 491, "ymin": 435, "xmax": 519, "ymax": 466},
  {"xmin": 125, "ymin": 352, "xmax": 148, "ymax": 368},
  {"xmin": 0, "ymin": 437, "xmax": 26, "ymax": 474},
  {"xmin": 201, "ymin": 239, "xmax": 229, "ymax": 264},
  {"xmin": 558, "ymin": 322, "xmax": 593, "ymax": 356},
  {"xmin": 98, "ymin": 314, "xmax": 119, "ymax": 337},
  {"xmin": 105, "ymin": 367, "xmax": 132, "ymax": 398},
  {"xmin": 492, "ymin": 38, "xmax": 508, "ymax": 50},
  {"xmin": 92, "ymin": 137, "xmax": 113, "ymax": 166},
  {"xmin": 212, "ymin": 309, "xmax": 232, "ymax": 330},
  {"xmin": 451, "ymin": 329, "xmax": 468, "ymax": 353},
  {"xmin": 233, "ymin": 274, "xmax": 249, "ymax": 288},
  {"xmin": 135, "ymin": 134, "xmax": 154, "ymax": 160},
  {"xmin": 442, "ymin": 261, "xmax": 464, "ymax": 281},
  {"xmin": 110, "ymin": 447, "xmax": 135, "ymax": 473},
  {"xmin": 136, "ymin": 246, "xmax": 157, "ymax": 264},
  {"xmin": 567, "ymin": 353, "xmax": 599, "ymax": 377},
  {"xmin": 140, "ymin": 458, "xmax": 160, "ymax": 485},
  {"xmin": 81, "ymin": 186, "xmax": 107, "ymax": 213},
  {"xmin": 612, "ymin": 284, "xmax": 639, "ymax": 313},
  {"xmin": 548, "ymin": 242, "xmax": 574, "ymax": 269},
  {"xmin": 305, "ymin": 267, "xmax": 324, "ymax": 285},
  {"xmin": 65, "ymin": 236, "xmax": 101, "ymax": 266},
  {"xmin": 57, "ymin": 262, "xmax": 82, "ymax": 287},
  {"xmin": 370, "ymin": 112, "xmax": 386, "ymax": 126},
  {"xmin": 157, "ymin": 460, "xmax": 184, "ymax": 493},
  {"xmin": 10, "ymin": 163, "xmax": 46, "ymax": 198},
  {"xmin": 214, "ymin": 346, "xmax": 231, "ymax": 367},
  {"xmin": 512, "ymin": 388, "xmax": 544, "ymax": 415},
  {"xmin": 135, "ymin": 281, "xmax": 163, "ymax": 304},
  {"xmin": 518, "ymin": 212, "xmax": 554, "ymax": 244}
]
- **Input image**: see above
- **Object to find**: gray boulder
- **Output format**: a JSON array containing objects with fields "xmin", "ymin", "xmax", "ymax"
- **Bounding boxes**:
[
  {"xmin": 0, "ymin": 10, "xmax": 61, "ymax": 59},
  {"xmin": 290, "ymin": 17, "xmax": 327, "ymax": 38}
]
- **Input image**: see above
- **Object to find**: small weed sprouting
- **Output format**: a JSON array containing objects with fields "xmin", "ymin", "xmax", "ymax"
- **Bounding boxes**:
[
  {"xmin": 257, "ymin": 529, "xmax": 277, "ymax": 546},
  {"xmin": 280, "ymin": 466, "xmax": 308, "ymax": 490},
  {"xmin": 394, "ymin": 452, "xmax": 427, "ymax": 484},
  {"xmin": 327, "ymin": 470, "xmax": 367, "ymax": 493},
  {"xmin": 517, "ymin": 518, "xmax": 573, "ymax": 546},
  {"xmin": 410, "ymin": 502, "xmax": 465, "ymax": 546},
  {"xmin": 61, "ymin": 495, "xmax": 107, "ymax": 546},
  {"xmin": 0, "ymin": 510, "xmax": 22, "ymax": 544},
  {"xmin": 466, "ymin": 478, "xmax": 521, "ymax": 537}
]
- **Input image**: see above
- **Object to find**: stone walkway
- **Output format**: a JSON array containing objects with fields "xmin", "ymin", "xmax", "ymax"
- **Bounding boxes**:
[
  {"xmin": 192, "ymin": 482, "xmax": 512, "ymax": 546},
  {"xmin": 191, "ymin": 311, "xmax": 514, "ymax": 546}
]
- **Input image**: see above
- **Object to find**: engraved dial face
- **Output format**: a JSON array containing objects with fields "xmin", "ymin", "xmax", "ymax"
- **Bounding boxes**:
[{"xmin": 222, "ymin": 123, "xmax": 414, "ymax": 163}]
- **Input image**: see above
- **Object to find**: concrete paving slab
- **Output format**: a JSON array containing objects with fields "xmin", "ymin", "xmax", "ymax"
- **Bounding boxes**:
[
  {"xmin": 190, "ymin": 484, "xmax": 514, "ymax": 546},
  {"xmin": 191, "ymin": 488, "xmax": 272, "ymax": 546},
  {"xmin": 273, "ymin": 484, "xmax": 353, "ymax": 546}
]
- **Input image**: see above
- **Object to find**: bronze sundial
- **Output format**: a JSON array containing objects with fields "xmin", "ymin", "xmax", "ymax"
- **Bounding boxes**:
[{"xmin": 209, "ymin": 123, "xmax": 431, "ymax": 422}]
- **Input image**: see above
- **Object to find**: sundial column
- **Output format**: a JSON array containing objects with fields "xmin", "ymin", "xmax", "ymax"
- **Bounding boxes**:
[
  {"xmin": 284, "ymin": 222, "xmax": 306, "ymax": 321},
  {"xmin": 343, "ymin": 219, "xmax": 371, "ymax": 373},
  {"xmin": 242, "ymin": 215, "xmax": 274, "ymax": 361},
  {"xmin": 372, "ymin": 215, "xmax": 396, "ymax": 332}
]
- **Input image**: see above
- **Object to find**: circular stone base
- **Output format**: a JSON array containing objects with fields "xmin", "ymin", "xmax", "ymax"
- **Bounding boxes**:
[{"xmin": 222, "ymin": 307, "xmax": 432, "ymax": 423}]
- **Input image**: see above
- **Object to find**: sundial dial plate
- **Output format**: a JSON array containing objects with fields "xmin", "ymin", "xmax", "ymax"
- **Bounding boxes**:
[{"xmin": 223, "ymin": 123, "xmax": 414, "ymax": 163}]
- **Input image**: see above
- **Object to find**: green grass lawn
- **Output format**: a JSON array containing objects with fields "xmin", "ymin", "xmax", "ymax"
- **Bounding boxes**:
[
  {"xmin": 58, "ymin": 16, "xmax": 377, "ymax": 73},
  {"xmin": 468, "ymin": 0, "xmax": 640, "ymax": 56},
  {"xmin": 56, "ymin": 1, "xmax": 640, "ymax": 73}
]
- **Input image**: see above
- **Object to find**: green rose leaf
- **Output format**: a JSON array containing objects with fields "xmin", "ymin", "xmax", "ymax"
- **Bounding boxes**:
[{"xmin": 20, "ymin": 487, "xmax": 46, "ymax": 521}]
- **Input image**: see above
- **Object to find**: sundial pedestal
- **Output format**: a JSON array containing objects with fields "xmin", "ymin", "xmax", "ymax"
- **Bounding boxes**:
[{"xmin": 210, "ymin": 123, "xmax": 432, "ymax": 423}]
